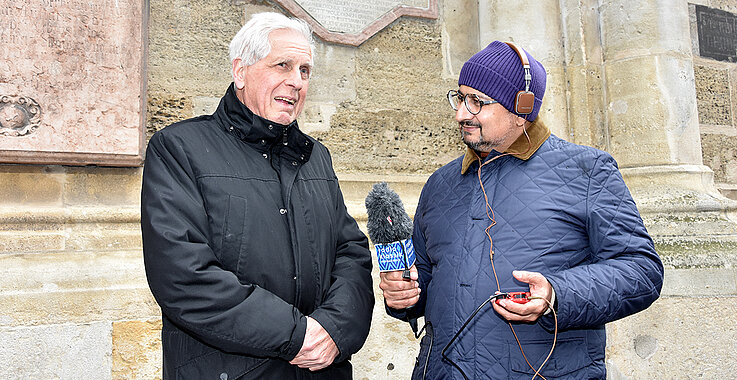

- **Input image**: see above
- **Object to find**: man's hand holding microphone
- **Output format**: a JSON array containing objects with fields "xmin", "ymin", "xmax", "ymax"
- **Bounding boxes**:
[{"xmin": 380, "ymin": 265, "xmax": 420, "ymax": 309}]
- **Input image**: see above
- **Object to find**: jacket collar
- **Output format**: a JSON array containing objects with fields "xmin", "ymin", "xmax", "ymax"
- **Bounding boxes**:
[
  {"xmin": 461, "ymin": 118, "xmax": 551, "ymax": 174},
  {"xmin": 215, "ymin": 83, "xmax": 314, "ymax": 161}
]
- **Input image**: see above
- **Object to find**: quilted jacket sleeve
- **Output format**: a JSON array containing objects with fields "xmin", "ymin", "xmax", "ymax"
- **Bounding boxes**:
[
  {"xmin": 141, "ymin": 131, "xmax": 307, "ymax": 359},
  {"xmin": 310, "ymin": 181, "xmax": 374, "ymax": 362},
  {"xmin": 541, "ymin": 154, "xmax": 664, "ymax": 331}
]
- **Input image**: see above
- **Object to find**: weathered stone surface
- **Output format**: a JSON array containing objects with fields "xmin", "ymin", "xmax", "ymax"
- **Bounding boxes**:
[
  {"xmin": 694, "ymin": 65, "xmax": 733, "ymax": 125},
  {"xmin": 599, "ymin": 0, "xmax": 693, "ymax": 62},
  {"xmin": 317, "ymin": 108, "xmax": 461, "ymax": 173},
  {"xmin": 0, "ymin": 232, "xmax": 65, "ymax": 253},
  {"xmin": 0, "ymin": 205, "xmax": 141, "ymax": 253},
  {"xmin": 0, "ymin": 250, "xmax": 158, "ymax": 327},
  {"xmin": 313, "ymin": 18, "xmax": 461, "ymax": 174},
  {"xmin": 604, "ymin": 55, "xmax": 701, "ymax": 167},
  {"xmin": 701, "ymin": 131, "xmax": 737, "ymax": 184},
  {"xmin": 0, "ymin": 165, "xmax": 64, "ymax": 205},
  {"xmin": 440, "ymin": 0, "xmax": 479, "ymax": 78},
  {"xmin": 146, "ymin": 95, "xmax": 194, "ymax": 141},
  {"xmin": 63, "ymin": 167, "xmax": 142, "ymax": 206},
  {"xmin": 606, "ymin": 296, "xmax": 737, "ymax": 378},
  {"xmin": 0, "ymin": 0, "xmax": 145, "ymax": 165},
  {"xmin": 0, "ymin": 322, "xmax": 113, "ymax": 379},
  {"xmin": 112, "ymin": 320, "xmax": 163, "ymax": 380},
  {"xmin": 661, "ymin": 268, "xmax": 737, "ymax": 295}
]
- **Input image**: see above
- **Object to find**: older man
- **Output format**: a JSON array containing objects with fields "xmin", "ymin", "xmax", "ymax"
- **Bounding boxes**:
[
  {"xmin": 380, "ymin": 41, "xmax": 664, "ymax": 379},
  {"xmin": 141, "ymin": 12, "xmax": 373, "ymax": 379}
]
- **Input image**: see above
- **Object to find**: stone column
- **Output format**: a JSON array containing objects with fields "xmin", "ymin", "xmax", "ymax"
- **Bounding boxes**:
[{"xmin": 595, "ymin": 0, "xmax": 737, "ymax": 242}]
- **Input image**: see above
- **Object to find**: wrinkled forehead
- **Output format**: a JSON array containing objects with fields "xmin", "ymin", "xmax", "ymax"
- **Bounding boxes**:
[{"xmin": 267, "ymin": 28, "xmax": 313, "ymax": 65}]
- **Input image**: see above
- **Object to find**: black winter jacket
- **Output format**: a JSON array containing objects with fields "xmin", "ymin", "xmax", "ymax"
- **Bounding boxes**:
[{"xmin": 141, "ymin": 84, "xmax": 374, "ymax": 379}]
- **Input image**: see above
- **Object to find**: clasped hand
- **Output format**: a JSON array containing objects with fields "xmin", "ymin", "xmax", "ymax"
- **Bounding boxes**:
[{"xmin": 290, "ymin": 316, "xmax": 339, "ymax": 371}]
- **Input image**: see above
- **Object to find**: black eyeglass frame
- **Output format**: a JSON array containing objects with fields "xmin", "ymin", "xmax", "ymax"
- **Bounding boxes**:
[{"xmin": 447, "ymin": 90, "xmax": 499, "ymax": 115}]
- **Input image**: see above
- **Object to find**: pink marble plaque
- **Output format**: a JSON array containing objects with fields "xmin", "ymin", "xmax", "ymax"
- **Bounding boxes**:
[
  {"xmin": 0, "ymin": 0, "xmax": 146, "ymax": 166},
  {"xmin": 273, "ymin": 0, "xmax": 438, "ymax": 46}
]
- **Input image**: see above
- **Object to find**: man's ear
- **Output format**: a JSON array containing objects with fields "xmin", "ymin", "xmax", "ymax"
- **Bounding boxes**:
[{"xmin": 232, "ymin": 58, "xmax": 246, "ymax": 90}]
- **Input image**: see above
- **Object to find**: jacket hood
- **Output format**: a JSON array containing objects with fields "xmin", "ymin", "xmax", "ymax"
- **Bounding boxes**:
[{"xmin": 461, "ymin": 117, "xmax": 551, "ymax": 174}]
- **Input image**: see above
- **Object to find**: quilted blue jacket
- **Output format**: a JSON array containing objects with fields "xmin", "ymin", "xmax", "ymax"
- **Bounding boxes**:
[{"xmin": 389, "ymin": 121, "xmax": 663, "ymax": 379}]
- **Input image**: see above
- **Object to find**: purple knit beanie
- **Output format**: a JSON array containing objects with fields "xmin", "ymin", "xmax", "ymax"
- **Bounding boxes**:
[{"xmin": 458, "ymin": 41, "xmax": 546, "ymax": 121}]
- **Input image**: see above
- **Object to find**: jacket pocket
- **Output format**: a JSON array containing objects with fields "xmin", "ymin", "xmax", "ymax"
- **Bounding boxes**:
[
  {"xmin": 219, "ymin": 195, "xmax": 247, "ymax": 273},
  {"xmin": 509, "ymin": 336, "xmax": 592, "ymax": 378},
  {"xmin": 411, "ymin": 323, "xmax": 434, "ymax": 380},
  {"xmin": 175, "ymin": 350, "xmax": 267, "ymax": 380}
]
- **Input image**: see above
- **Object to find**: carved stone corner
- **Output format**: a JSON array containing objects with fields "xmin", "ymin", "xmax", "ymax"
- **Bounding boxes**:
[
  {"xmin": 273, "ymin": 0, "xmax": 439, "ymax": 46},
  {"xmin": 0, "ymin": 95, "xmax": 42, "ymax": 137}
]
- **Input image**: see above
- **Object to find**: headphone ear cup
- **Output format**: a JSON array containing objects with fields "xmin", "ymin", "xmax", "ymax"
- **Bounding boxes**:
[{"xmin": 514, "ymin": 91, "xmax": 535, "ymax": 115}]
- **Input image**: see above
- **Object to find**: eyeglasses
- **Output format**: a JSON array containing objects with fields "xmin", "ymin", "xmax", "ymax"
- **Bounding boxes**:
[{"xmin": 447, "ymin": 90, "xmax": 498, "ymax": 115}]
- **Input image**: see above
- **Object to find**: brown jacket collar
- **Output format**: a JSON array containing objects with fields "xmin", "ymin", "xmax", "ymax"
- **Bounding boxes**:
[{"xmin": 461, "ymin": 118, "xmax": 551, "ymax": 174}]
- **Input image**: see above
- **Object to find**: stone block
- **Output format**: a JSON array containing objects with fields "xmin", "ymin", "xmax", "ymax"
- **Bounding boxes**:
[
  {"xmin": 192, "ymin": 96, "xmax": 221, "ymax": 117},
  {"xmin": 540, "ymin": 66, "xmax": 571, "ymax": 139},
  {"xmin": 0, "ymin": 288, "xmax": 160, "ymax": 328},
  {"xmin": 66, "ymin": 224, "xmax": 143, "ymax": 251},
  {"xmin": 0, "ymin": 322, "xmax": 112, "ymax": 379},
  {"xmin": 565, "ymin": 64, "xmax": 607, "ymax": 149},
  {"xmin": 0, "ymin": 231, "xmax": 65, "ymax": 253},
  {"xmin": 606, "ymin": 297, "xmax": 737, "ymax": 378},
  {"xmin": 338, "ymin": 173, "xmax": 427, "ymax": 223},
  {"xmin": 478, "ymin": 0, "xmax": 565, "ymax": 64},
  {"xmin": 63, "ymin": 167, "xmax": 143, "ymax": 206},
  {"xmin": 112, "ymin": 320, "xmax": 163, "ymax": 380},
  {"xmin": 316, "ymin": 108, "xmax": 462, "ymax": 174},
  {"xmin": 599, "ymin": 0, "xmax": 692, "ymax": 62},
  {"xmin": 604, "ymin": 55, "xmax": 701, "ymax": 166},
  {"xmin": 0, "ymin": 165, "xmax": 63, "ymax": 206},
  {"xmin": 440, "ymin": 0, "xmax": 479, "ymax": 78},
  {"xmin": 307, "ymin": 43, "xmax": 357, "ymax": 104},
  {"xmin": 694, "ymin": 65, "xmax": 732, "ymax": 125},
  {"xmin": 146, "ymin": 94, "xmax": 194, "ymax": 140},
  {"xmin": 0, "ymin": 250, "xmax": 159, "ymax": 327},
  {"xmin": 662, "ymin": 268, "xmax": 737, "ymax": 296},
  {"xmin": 353, "ymin": 18, "xmax": 447, "ymax": 111},
  {"xmin": 701, "ymin": 131, "xmax": 737, "ymax": 184},
  {"xmin": 147, "ymin": 0, "xmax": 255, "ymax": 96}
]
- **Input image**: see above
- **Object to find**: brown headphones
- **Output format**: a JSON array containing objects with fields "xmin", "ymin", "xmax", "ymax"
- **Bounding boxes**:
[{"xmin": 504, "ymin": 42, "xmax": 535, "ymax": 115}]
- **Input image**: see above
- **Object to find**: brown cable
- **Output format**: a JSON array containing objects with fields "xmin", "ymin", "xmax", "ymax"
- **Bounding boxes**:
[{"xmin": 475, "ymin": 128, "xmax": 557, "ymax": 380}]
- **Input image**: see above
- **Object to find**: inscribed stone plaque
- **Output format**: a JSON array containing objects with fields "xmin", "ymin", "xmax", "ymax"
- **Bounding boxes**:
[
  {"xmin": 274, "ymin": 0, "xmax": 437, "ymax": 46},
  {"xmin": 0, "ymin": 0, "xmax": 147, "ymax": 166},
  {"xmin": 695, "ymin": 5, "xmax": 737, "ymax": 63}
]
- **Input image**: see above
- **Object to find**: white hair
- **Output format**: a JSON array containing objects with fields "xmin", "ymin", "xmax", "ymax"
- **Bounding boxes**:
[{"xmin": 229, "ymin": 12, "xmax": 315, "ymax": 67}]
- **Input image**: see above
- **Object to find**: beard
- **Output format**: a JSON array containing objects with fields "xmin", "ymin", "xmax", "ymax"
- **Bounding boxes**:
[{"xmin": 460, "ymin": 121, "xmax": 504, "ymax": 153}]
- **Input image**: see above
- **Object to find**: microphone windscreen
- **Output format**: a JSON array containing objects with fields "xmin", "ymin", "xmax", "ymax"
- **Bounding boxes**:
[{"xmin": 365, "ymin": 182, "xmax": 413, "ymax": 244}]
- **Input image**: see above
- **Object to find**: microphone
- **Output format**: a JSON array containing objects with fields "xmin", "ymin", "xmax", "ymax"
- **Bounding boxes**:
[
  {"xmin": 365, "ymin": 182, "xmax": 420, "ymax": 336},
  {"xmin": 365, "ymin": 182, "xmax": 415, "ymax": 280}
]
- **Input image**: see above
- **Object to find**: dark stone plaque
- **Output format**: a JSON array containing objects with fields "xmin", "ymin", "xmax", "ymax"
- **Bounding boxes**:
[{"xmin": 695, "ymin": 5, "xmax": 737, "ymax": 62}]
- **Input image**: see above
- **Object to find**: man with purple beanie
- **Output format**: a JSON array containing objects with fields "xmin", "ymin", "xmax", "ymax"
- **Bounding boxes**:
[{"xmin": 379, "ymin": 41, "xmax": 663, "ymax": 379}]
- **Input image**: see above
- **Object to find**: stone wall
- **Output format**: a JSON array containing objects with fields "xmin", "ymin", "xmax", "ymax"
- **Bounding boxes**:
[
  {"xmin": 2, "ymin": 0, "xmax": 737, "ymax": 379},
  {"xmin": 692, "ymin": 1, "xmax": 737, "ymax": 199}
]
